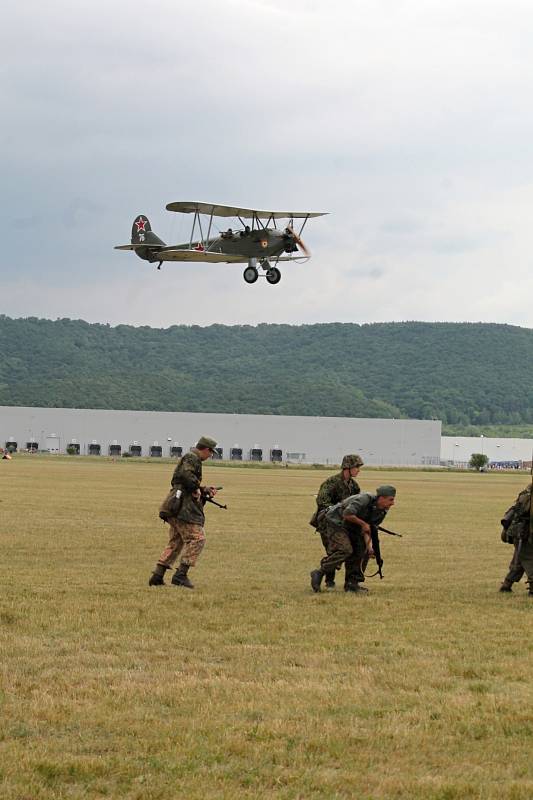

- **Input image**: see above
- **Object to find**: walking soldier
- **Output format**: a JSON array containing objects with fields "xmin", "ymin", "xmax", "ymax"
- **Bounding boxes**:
[
  {"xmin": 148, "ymin": 436, "xmax": 218, "ymax": 589},
  {"xmin": 499, "ymin": 482, "xmax": 533, "ymax": 595}
]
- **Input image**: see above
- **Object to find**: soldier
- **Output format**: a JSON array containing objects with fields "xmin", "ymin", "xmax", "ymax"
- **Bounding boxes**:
[
  {"xmin": 148, "ymin": 436, "xmax": 218, "ymax": 589},
  {"xmin": 311, "ymin": 454, "xmax": 364, "ymax": 590},
  {"xmin": 310, "ymin": 485, "xmax": 397, "ymax": 594},
  {"xmin": 499, "ymin": 482, "xmax": 533, "ymax": 595}
]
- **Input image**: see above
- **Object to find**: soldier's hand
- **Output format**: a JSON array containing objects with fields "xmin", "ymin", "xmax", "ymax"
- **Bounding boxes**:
[
  {"xmin": 366, "ymin": 547, "xmax": 375, "ymax": 558},
  {"xmin": 192, "ymin": 489, "xmax": 201, "ymax": 500},
  {"xmin": 207, "ymin": 486, "xmax": 217, "ymax": 497}
]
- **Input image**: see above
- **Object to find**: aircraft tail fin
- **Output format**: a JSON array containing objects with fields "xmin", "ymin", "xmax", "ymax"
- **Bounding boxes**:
[{"xmin": 131, "ymin": 215, "xmax": 166, "ymax": 247}]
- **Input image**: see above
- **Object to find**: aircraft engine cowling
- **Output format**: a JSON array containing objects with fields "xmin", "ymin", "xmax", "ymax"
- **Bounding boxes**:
[{"xmin": 283, "ymin": 227, "xmax": 309, "ymax": 256}]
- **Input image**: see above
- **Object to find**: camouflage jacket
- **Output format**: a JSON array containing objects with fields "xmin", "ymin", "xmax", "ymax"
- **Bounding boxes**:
[
  {"xmin": 325, "ymin": 492, "xmax": 389, "ymax": 533},
  {"xmin": 316, "ymin": 472, "xmax": 361, "ymax": 511},
  {"xmin": 170, "ymin": 450, "xmax": 205, "ymax": 525},
  {"xmin": 313, "ymin": 473, "xmax": 361, "ymax": 532},
  {"xmin": 506, "ymin": 483, "xmax": 533, "ymax": 544}
]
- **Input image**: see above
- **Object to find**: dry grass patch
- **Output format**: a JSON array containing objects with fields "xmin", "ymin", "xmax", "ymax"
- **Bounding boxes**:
[{"xmin": 1, "ymin": 458, "xmax": 532, "ymax": 799}]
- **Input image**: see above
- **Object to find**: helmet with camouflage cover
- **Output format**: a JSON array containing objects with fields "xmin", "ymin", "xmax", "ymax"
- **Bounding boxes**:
[{"xmin": 341, "ymin": 454, "xmax": 364, "ymax": 469}]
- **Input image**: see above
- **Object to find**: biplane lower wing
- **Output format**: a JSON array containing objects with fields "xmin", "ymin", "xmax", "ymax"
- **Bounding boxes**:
[
  {"xmin": 157, "ymin": 250, "xmax": 246, "ymax": 263},
  {"xmin": 114, "ymin": 245, "xmax": 244, "ymax": 263}
]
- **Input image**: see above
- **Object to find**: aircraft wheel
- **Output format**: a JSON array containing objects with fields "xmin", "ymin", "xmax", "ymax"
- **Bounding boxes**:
[
  {"xmin": 266, "ymin": 267, "xmax": 281, "ymax": 285},
  {"xmin": 243, "ymin": 266, "xmax": 259, "ymax": 284}
]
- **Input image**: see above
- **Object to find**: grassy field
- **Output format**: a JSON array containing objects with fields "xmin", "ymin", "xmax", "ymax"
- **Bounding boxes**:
[{"xmin": 1, "ymin": 457, "xmax": 532, "ymax": 800}]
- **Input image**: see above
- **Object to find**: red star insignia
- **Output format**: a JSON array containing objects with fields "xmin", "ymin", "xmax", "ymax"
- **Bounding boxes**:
[
  {"xmin": 135, "ymin": 217, "xmax": 146, "ymax": 232},
  {"xmin": 194, "ymin": 243, "xmax": 205, "ymax": 251}
]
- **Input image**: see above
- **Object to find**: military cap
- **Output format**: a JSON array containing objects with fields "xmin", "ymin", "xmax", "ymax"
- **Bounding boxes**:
[
  {"xmin": 196, "ymin": 435, "xmax": 217, "ymax": 451},
  {"xmin": 341, "ymin": 454, "xmax": 364, "ymax": 469},
  {"xmin": 376, "ymin": 485, "xmax": 396, "ymax": 497}
]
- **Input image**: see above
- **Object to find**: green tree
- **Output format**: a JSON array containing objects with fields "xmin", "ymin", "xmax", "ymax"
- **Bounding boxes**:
[
  {"xmin": 1, "ymin": 317, "xmax": 532, "ymax": 423},
  {"xmin": 469, "ymin": 453, "xmax": 489, "ymax": 471}
]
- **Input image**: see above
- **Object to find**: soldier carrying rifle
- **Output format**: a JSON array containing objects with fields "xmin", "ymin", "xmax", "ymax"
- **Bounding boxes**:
[
  {"xmin": 148, "ymin": 435, "xmax": 220, "ymax": 589},
  {"xmin": 310, "ymin": 485, "xmax": 397, "ymax": 594},
  {"xmin": 309, "ymin": 454, "xmax": 364, "ymax": 590}
]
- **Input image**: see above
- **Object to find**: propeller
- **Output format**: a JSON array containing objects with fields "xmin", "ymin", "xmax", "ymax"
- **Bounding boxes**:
[{"xmin": 284, "ymin": 226, "xmax": 310, "ymax": 256}]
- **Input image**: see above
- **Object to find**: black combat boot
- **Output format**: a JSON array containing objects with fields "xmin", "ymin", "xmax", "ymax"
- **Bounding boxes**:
[
  {"xmin": 499, "ymin": 582, "xmax": 513, "ymax": 593},
  {"xmin": 324, "ymin": 571, "xmax": 336, "ymax": 590},
  {"xmin": 148, "ymin": 564, "xmax": 167, "ymax": 586},
  {"xmin": 344, "ymin": 582, "xmax": 369, "ymax": 594},
  {"xmin": 171, "ymin": 563, "xmax": 194, "ymax": 589},
  {"xmin": 310, "ymin": 569, "xmax": 325, "ymax": 593}
]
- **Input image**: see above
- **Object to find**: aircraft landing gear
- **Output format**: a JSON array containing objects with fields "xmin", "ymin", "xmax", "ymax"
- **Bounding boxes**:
[
  {"xmin": 243, "ymin": 258, "xmax": 281, "ymax": 285},
  {"xmin": 265, "ymin": 266, "xmax": 281, "ymax": 284}
]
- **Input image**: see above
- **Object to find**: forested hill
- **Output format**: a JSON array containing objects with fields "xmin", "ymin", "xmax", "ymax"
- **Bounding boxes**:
[{"xmin": 0, "ymin": 316, "xmax": 532, "ymax": 428}]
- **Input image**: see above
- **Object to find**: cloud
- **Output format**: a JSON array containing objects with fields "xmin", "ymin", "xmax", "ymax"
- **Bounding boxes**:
[{"xmin": 1, "ymin": 0, "xmax": 533, "ymax": 329}]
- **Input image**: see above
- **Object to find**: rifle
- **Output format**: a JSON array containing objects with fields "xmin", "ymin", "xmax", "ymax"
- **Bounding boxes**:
[
  {"xmin": 369, "ymin": 525, "xmax": 385, "ymax": 579},
  {"xmin": 366, "ymin": 524, "xmax": 404, "ymax": 578},
  {"xmin": 202, "ymin": 486, "xmax": 227, "ymax": 510},
  {"xmin": 377, "ymin": 525, "xmax": 402, "ymax": 538}
]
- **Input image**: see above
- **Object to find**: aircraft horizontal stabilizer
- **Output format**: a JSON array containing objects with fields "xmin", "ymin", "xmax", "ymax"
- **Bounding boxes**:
[{"xmin": 114, "ymin": 244, "xmax": 163, "ymax": 251}]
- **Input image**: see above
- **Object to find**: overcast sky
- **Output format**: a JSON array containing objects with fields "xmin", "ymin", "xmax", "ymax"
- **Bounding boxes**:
[{"xmin": 2, "ymin": 0, "xmax": 533, "ymax": 329}]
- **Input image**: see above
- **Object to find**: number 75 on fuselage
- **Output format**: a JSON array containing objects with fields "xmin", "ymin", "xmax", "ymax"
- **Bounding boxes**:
[{"xmin": 114, "ymin": 200, "xmax": 328, "ymax": 285}]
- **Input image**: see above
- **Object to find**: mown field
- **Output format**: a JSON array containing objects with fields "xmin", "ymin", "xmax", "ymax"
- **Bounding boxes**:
[{"xmin": 1, "ymin": 457, "xmax": 532, "ymax": 800}]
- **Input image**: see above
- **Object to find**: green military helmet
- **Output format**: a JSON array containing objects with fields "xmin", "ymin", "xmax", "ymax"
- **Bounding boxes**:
[
  {"xmin": 376, "ymin": 485, "xmax": 396, "ymax": 497},
  {"xmin": 341, "ymin": 454, "xmax": 364, "ymax": 469},
  {"xmin": 196, "ymin": 435, "xmax": 217, "ymax": 452}
]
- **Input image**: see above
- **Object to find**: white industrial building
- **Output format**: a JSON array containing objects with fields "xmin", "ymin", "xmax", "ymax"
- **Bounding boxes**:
[
  {"xmin": 0, "ymin": 406, "xmax": 441, "ymax": 466},
  {"xmin": 441, "ymin": 436, "xmax": 533, "ymax": 468}
]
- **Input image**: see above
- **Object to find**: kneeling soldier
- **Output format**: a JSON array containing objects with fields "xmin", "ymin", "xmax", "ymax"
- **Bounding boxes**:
[
  {"xmin": 310, "ymin": 485, "xmax": 397, "ymax": 593},
  {"xmin": 148, "ymin": 436, "xmax": 218, "ymax": 589}
]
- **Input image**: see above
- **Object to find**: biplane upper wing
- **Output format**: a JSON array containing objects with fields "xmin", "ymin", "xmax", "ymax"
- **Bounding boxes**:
[{"xmin": 165, "ymin": 201, "xmax": 327, "ymax": 220}]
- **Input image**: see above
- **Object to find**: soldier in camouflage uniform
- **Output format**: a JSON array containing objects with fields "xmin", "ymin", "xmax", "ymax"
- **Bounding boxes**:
[
  {"xmin": 312, "ymin": 454, "xmax": 364, "ymax": 589},
  {"xmin": 148, "ymin": 436, "xmax": 218, "ymax": 589},
  {"xmin": 499, "ymin": 482, "xmax": 533, "ymax": 595},
  {"xmin": 310, "ymin": 486, "xmax": 397, "ymax": 594}
]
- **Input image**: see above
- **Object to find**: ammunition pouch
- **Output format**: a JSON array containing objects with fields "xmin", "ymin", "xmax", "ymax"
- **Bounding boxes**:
[
  {"xmin": 500, "ymin": 506, "xmax": 515, "ymax": 531},
  {"xmin": 309, "ymin": 508, "xmax": 327, "ymax": 531},
  {"xmin": 159, "ymin": 488, "xmax": 183, "ymax": 523},
  {"xmin": 501, "ymin": 528, "xmax": 515, "ymax": 544}
]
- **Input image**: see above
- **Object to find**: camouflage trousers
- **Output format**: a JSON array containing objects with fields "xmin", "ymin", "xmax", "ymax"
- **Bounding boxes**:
[
  {"xmin": 503, "ymin": 539, "xmax": 533, "ymax": 587},
  {"xmin": 157, "ymin": 519, "xmax": 205, "ymax": 569},
  {"xmin": 320, "ymin": 523, "xmax": 367, "ymax": 584},
  {"xmin": 319, "ymin": 527, "xmax": 352, "ymax": 584}
]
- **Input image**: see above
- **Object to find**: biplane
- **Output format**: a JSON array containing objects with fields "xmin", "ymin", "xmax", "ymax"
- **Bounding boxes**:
[{"xmin": 114, "ymin": 201, "xmax": 327, "ymax": 284}]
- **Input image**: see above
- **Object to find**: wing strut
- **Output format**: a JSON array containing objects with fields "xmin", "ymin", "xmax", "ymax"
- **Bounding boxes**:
[
  {"xmin": 188, "ymin": 210, "xmax": 207, "ymax": 249},
  {"xmin": 189, "ymin": 211, "xmax": 198, "ymax": 249},
  {"xmin": 206, "ymin": 209, "xmax": 214, "ymax": 243},
  {"xmin": 298, "ymin": 215, "xmax": 310, "ymax": 236}
]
